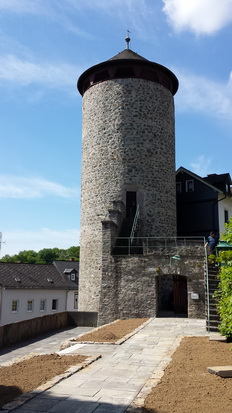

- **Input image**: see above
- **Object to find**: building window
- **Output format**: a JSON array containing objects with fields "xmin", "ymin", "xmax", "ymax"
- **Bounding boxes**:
[
  {"xmin": 27, "ymin": 300, "xmax": 33, "ymax": 312},
  {"xmin": 12, "ymin": 300, "xmax": 18, "ymax": 313},
  {"xmin": 186, "ymin": 180, "xmax": 194, "ymax": 192},
  {"xmin": 40, "ymin": 299, "xmax": 46, "ymax": 312},
  {"xmin": 74, "ymin": 293, "xmax": 78, "ymax": 309},
  {"xmin": 71, "ymin": 273, "xmax": 76, "ymax": 281},
  {"xmin": 224, "ymin": 210, "xmax": 229, "ymax": 224},
  {"xmin": 52, "ymin": 299, "xmax": 58, "ymax": 311},
  {"xmin": 176, "ymin": 182, "xmax": 182, "ymax": 194}
]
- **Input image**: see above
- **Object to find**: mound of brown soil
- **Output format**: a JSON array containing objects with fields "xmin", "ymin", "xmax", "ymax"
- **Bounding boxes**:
[
  {"xmin": 0, "ymin": 353, "xmax": 86, "ymax": 409},
  {"xmin": 75, "ymin": 318, "xmax": 149, "ymax": 342},
  {"xmin": 142, "ymin": 336, "xmax": 232, "ymax": 413}
]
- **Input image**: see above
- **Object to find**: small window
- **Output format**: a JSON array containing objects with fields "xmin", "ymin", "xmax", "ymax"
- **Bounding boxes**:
[
  {"xmin": 74, "ymin": 293, "xmax": 78, "ymax": 309},
  {"xmin": 224, "ymin": 210, "xmax": 229, "ymax": 224},
  {"xmin": 27, "ymin": 300, "xmax": 33, "ymax": 312},
  {"xmin": 71, "ymin": 273, "xmax": 76, "ymax": 281},
  {"xmin": 12, "ymin": 300, "xmax": 18, "ymax": 313},
  {"xmin": 40, "ymin": 299, "xmax": 46, "ymax": 312},
  {"xmin": 186, "ymin": 180, "xmax": 194, "ymax": 192},
  {"xmin": 176, "ymin": 182, "xmax": 182, "ymax": 194},
  {"xmin": 52, "ymin": 299, "xmax": 58, "ymax": 311}
]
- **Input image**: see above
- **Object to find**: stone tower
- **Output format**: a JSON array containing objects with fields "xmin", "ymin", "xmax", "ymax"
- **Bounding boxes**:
[{"xmin": 77, "ymin": 40, "xmax": 179, "ymax": 324}]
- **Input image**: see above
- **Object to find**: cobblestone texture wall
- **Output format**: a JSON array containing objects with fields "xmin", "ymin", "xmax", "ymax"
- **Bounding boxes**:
[
  {"xmin": 98, "ymin": 238, "xmax": 205, "ymax": 325},
  {"xmin": 78, "ymin": 78, "xmax": 176, "ymax": 312}
]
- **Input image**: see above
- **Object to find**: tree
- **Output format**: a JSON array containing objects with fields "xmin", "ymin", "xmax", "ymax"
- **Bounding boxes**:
[
  {"xmin": 215, "ymin": 217, "xmax": 232, "ymax": 339},
  {"xmin": 0, "ymin": 246, "xmax": 80, "ymax": 264}
]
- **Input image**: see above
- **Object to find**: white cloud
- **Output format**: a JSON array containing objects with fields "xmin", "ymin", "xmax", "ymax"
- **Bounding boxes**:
[
  {"xmin": 189, "ymin": 155, "xmax": 212, "ymax": 176},
  {"xmin": 0, "ymin": 175, "xmax": 79, "ymax": 199},
  {"xmin": 175, "ymin": 69, "xmax": 232, "ymax": 120},
  {"xmin": 0, "ymin": 55, "xmax": 80, "ymax": 89},
  {"xmin": 1, "ymin": 228, "xmax": 80, "ymax": 256},
  {"xmin": 162, "ymin": 0, "xmax": 232, "ymax": 34},
  {"xmin": 0, "ymin": 0, "xmax": 42, "ymax": 13}
]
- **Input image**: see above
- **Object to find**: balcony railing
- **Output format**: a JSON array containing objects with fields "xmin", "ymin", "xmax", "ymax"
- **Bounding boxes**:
[{"xmin": 113, "ymin": 236, "xmax": 205, "ymax": 255}]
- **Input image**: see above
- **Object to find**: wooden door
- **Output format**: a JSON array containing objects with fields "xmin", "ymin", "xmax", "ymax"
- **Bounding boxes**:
[{"xmin": 173, "ymin": 275, "xmax": 188, "ymax": 315}]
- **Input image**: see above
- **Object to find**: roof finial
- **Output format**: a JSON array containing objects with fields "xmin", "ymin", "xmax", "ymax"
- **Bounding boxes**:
[{"xmin": 125, "ymin": 30, "xmax": 131, "ymax": 50}]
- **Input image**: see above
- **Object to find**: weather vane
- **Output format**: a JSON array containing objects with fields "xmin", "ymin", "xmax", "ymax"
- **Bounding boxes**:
[{"xmin": 125, "ymin": 30, "xmax": 131, "ymax": 49}]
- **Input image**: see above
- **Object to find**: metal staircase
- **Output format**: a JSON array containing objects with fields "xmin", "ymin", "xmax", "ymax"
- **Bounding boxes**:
[{"xmin": 206, "ymin": 263, "xmax": 221, "ymax": 332}]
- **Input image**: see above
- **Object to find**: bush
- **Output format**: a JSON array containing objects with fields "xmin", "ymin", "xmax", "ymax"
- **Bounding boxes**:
[{"xmin": 215, "ymin": 217, "xmax": 232, "ymax": 339}]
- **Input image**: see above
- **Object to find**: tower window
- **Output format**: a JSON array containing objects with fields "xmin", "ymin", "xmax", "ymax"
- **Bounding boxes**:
[
  {"xmin": 186, "ymin": 180, "xmax": 194, "ymax": 192},
  {"xmin": 126, "ymin": 191, "xmax": 137, "ymax": 218}
]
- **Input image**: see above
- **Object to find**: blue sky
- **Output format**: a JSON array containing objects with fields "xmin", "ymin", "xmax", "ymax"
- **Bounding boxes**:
[{"xmin": 0, "ymin": 0, "xmax": 232, "ymax": 256}]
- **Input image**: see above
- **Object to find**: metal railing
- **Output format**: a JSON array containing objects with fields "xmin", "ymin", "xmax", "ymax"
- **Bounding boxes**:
[
  {"xmin": 113, "ymin": 236, "xmax": 205, "ymax": 255},
  {"xmin": 130, "ymin": 205, "xmax": 140, "ymax": 243}
]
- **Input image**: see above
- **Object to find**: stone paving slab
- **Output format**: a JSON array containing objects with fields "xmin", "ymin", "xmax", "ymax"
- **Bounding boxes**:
[
  {"xmin": 0, "ymin": 318, "xmax": 207, "ymax": 413},
  {"xmin": 207, "ymin": 365, "xmax": 232, "ymax": 378}
]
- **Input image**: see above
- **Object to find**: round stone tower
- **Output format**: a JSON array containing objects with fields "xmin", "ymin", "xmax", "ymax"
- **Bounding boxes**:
[{"xmin": 77, "ymin": 40, "xmax": 178, "ymax": 314}]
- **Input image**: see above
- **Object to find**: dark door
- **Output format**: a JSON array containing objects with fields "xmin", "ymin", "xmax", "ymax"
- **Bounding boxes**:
[
  {"xmin": 173, "ymin": 275, "xmax": 188, "ymax": 315},
  {"xmin": 126, "ymin": 191, "xmax": 137, "ymax": 218}
]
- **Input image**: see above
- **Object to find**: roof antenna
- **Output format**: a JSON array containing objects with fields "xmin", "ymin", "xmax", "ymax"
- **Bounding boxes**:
[{"xmin": 125, "ymin": 30, "xmax": 131, "ymax": 49}]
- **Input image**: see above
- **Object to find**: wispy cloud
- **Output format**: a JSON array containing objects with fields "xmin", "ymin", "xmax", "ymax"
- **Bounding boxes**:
[
  {"xmin": 0, "ymin": 175, "xmax": 79, "ymax": 199},
  {"xmin": 189, "ymin": 155, "xmax": 212, "ymax": 177},
  {"xmin": 0, "ymin": 55, "xmax": 80, "ymax": 89},
  {"xmin": 0, "ymin": 0, "xmax": 43, "ymax": 14},
  {"xmin": 0, "ymin": 0, "xmax": 156, "ymax": 41},
  {"xmin": 175, "ymin": 69, "xmax": 232, "ymax": 120},
  {"xmin": 162, "ymin": 0, "xmax": 232, "ymax": 35},
  {"xmin": 1, "ymin": 228, "xmax": 80, "ymax": 256}
]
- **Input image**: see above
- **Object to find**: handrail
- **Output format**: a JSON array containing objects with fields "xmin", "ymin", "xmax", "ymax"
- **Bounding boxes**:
[
  {"xmin": 114, "ymin": 236, "xmax": 205, "ymax": 255},
  {"xmin": 130, "ymin": 205, "xmax": 140, "ymax": 243}
]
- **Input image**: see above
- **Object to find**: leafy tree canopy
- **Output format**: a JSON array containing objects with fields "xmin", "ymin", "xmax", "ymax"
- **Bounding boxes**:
[{"xmin": 0, "ymin": 246, "xmax": 80, "ymax": 264}]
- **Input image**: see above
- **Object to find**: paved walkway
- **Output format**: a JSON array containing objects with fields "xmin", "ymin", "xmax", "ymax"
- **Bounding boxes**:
[{"xmin": 0, "ymin": 318, "xmax": 207, "ymax": 413}]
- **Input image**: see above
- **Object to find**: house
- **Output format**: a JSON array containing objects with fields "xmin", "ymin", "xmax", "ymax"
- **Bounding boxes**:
[
  {"xmin": 176, "ymin": 167, "xmax": 232, "ymax": 240},
  {"xmin": 0, "ymin": 260, "xmax": 79, "ymax": 326}
]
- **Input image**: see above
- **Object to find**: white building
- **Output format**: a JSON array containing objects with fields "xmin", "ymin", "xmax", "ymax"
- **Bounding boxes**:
[{"xmin": 0, "ymin": 260, "xmax": 78, "ymax": 326}]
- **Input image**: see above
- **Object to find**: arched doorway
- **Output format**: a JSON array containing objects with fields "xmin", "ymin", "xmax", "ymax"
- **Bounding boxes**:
[{"xmin": 157, "ymin": 275, "xmax": 188, "ymax": 316}]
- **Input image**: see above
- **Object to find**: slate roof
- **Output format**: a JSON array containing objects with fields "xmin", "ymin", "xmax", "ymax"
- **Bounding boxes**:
[
  {"xmin": 109, "ymin": 48, "xmax": 148, "ymax": 61},
  {"xmin": 53, "ymin": 260, "xmax": 79, "ymax": 277},
  {"xmin": 0, "ymin": 262, "xmax": 78, "ymax": 290}
]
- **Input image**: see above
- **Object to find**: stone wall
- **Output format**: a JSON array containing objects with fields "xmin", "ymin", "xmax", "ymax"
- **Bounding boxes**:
[
  {"xmin": 0, "ymin": 312, "xmax": 73, "ymax": 349},
  {"xmin": 79, "ymin": 77, "xmax": 176, "ymax": 313},
  {"xmin": 97, "ymin": 223, "xmax": 206, "ymax": 325}
]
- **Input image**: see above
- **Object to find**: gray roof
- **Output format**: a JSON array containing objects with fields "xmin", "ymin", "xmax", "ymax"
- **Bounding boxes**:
[
  {"xmin": 53, "ymin": 260, "xmax": 79, "ymax": 276},
  {"xmin": 109, "ymin": 48, "xmax": 148, "ymax": 61},
  {"xmin": 0, "ymin": 262, "xmax": 78, "ymax": 290}
]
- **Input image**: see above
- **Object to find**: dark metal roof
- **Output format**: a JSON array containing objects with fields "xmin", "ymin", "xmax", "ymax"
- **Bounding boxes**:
[
  {"xmin": 53, "ymin": 260, "xmax": 79, "ymax": 276},
  {"xmin": 77, "ymin": 47, "xmax": 179, "ymax": 96},
  {"xmin": 109, "ymin": 48, "xmax": 148, "ymax": 61},
  {"xmin": 0, "ymin": 262, "xmax": 78, "ymax": 290}
]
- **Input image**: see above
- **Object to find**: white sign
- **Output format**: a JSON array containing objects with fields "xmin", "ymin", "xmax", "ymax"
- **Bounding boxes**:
[{"xmin": 191, "ymin": 293, "xmax": 199, "ymax": 300}]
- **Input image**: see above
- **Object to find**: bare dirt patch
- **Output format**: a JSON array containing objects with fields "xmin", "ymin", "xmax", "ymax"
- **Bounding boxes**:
[
  {"xmin": 0, "ymin": 318, "xmax": 148, "ymax": 409},
  {"xmin": 75, "ymin": 318, "xmax": 149, "ymax": 342},
  {"xmin": 0, "ymin": 353, "xmax": 87, "ymax": 409},
  {"xmin": 142, "ymin": 336, "xmax": 232, "ymax": 413}
]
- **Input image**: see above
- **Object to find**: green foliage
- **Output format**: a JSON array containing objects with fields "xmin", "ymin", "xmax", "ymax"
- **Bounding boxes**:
[
  {"xmin": 215, "ymin": 266, "xmax": 232, "ymax": 338},
  {"xmin": 215, "ymin": 217, "xmax": 232, "ymax": 338},
  {"xmin": 222, "ymin": 218, "xmax": 232, "ymax": 244},
  {"xmin": 0, "ymin": 246, "xmax": 80, "ymax": 264}
]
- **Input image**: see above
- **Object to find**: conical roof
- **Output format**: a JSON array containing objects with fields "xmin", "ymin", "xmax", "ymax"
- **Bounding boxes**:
[
  {"xmin": 77, "ymin": 47, "xmax": 178, "ymax": 96},
  {"xmin": 109, "ymin": 48, "xmax": 148, "ymax": 61}
]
